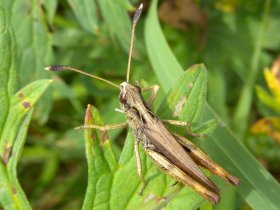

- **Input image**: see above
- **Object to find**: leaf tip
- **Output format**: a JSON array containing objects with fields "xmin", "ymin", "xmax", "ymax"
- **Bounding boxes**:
[{"xmin": 85, "ymin": 104, "xmax": 93, "ymax": 123}]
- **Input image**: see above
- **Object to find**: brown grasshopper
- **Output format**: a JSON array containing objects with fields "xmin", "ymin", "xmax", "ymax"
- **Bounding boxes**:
[{"xmin": 45, "ymin": 3, "xmax": 240, "ymax": 204}]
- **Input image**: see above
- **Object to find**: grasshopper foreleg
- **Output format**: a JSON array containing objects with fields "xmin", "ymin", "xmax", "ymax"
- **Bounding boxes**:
[
  {"xmin": 75, "ymin": 122, "xmax": 127, "ymax": 131},
  {"xmin": 141, "ymin": 84, "xmax": 160, "ymax": 105}
]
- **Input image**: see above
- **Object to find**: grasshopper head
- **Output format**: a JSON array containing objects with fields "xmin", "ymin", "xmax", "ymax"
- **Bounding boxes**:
[{"xmin": 119, "ymin": 82, "xmax": 142, "ymax": 110}]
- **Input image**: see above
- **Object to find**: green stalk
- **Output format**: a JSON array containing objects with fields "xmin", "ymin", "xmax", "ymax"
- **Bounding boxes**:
[{"xmin": 233, "ymin": 0, "xmax": 271, "ymax": 138}]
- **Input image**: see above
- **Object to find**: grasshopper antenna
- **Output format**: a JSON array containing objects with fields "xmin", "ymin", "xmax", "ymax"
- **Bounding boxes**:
[
  {"xmin": 126, "ymin": 3, "xmax": 143, "ymax": 83},
  {"xmin": 45, "ymin": 65, "xmax": 119, "ymax": 88}
]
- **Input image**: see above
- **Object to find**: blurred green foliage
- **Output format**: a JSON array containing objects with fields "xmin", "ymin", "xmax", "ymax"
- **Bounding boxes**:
[{"xmin": 1, "ymin": 0, "xmax": 280, "ymax": 209}]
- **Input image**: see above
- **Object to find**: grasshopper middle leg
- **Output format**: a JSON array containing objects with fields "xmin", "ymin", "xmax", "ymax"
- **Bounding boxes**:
[
  {"xmin": 141, "ymin": 84, "xmax": 160, "ymax": 106},
  {"xmin": 162, "ymin": 119, "xmax": 206, "ymax": 138},
  {"xmin": 134, "ymin": 139, "xmax": 147, "ymax": 195}
]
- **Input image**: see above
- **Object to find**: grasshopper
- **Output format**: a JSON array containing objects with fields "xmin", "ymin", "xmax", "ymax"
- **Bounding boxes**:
[{"xmin": 45, "ymin": 3, "xmax": 240, "ymax": 204}]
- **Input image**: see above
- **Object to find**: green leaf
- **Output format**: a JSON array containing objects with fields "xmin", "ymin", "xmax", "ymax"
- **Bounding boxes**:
[
  {"xmin": 0, "ymin": 6, "xmax": 16, "ymax": 134},
  {"xmin": 157, "ymin": 64, "xmax": 207, "ymax": 123},
  {"xmin": 0, "ymin": 11, "xmax": 52, "ymax": 206},
  {"xmin": 67, "ymin": 0, "xmax": 99, "ymax": 34},
  {"xmin": 0, "ymin": 111, "xmax": 34, "ymax": 210},
  {"xmin": 0, "ymin": 79, "xmax": 53, "ymax": 160},
  {"xmin": 3, "ymin": 0, "xmax": 54, "ymax": 124},
  {"xmin": 42, "ymin": 0, "xmax": 58, "ymax": 23},
  {"xmin": 97, "ymin": 0, "xmax": 132, "ymax": 52},
  {"xmin": 82, "ymin": 105, "xmax": 117, "ymax": 210},
  {"xmin": 144, "ymin": 0, "xmax": 280, "ymax": 210},
  {"xmin": 144, "ymin": 3, "xmax": 181, "ymax": 89},
  {"xmin": 0, "ymin": 79, "xmax": 52, "ymax": 209},
  {"xmin": 232, "ymin": 0, "xmax": 272, "ymax": 137}
]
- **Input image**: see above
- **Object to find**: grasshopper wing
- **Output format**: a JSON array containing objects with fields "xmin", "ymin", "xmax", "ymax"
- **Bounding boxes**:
[{"xmin": 142, "ymin": 123, "xmax": 219, "ymax": 194}]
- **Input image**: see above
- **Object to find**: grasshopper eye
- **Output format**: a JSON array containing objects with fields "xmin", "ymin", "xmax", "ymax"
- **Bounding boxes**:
[
  {"xmin": 135, "ymin": 85, "xmax": 141, "ymax": 94},
  {"xmin": 119, "ymin": 92, "xmax": 127, "ymax": 104},
  {"xmin": 120, "ymin": 82, "xmax": 128, "ymax": 92}
]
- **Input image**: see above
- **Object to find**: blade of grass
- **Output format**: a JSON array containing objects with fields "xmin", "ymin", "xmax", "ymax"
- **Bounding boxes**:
[
  {"xmin": 144, "ymin": 0, "xmax": 280, "ymax": 209},
  {"xmin": 67, "ymin": 0, "xmax": 99, "ymax": 34}
]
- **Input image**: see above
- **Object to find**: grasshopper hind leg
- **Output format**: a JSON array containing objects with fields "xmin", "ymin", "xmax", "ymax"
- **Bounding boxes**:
[
  {"xmin": 146, "ymin": 149, "xmax": 220, "ymax": 204},
  {"xmin": 173, "ymin": 133, "xmax": 240, "ymax": 186}
]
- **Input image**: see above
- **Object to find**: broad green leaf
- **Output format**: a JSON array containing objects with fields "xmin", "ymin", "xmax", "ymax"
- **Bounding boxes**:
[
  {"xmin": 157, "ymin": 64, "xmax": 207, "ymax": 123},
  {"xmin": 0, "ymin": 110, "xmax": 34, "ymax": 210},
  {"xmin": 3, "ymin": 0, "xmax": 54, "ymax": 124},
  {"xmin": 67, "ymin": 0, "xmax": 99, "ymax": 34},
  {"xmin": 157, "ymin": 64, "xmax": 216, "ymax": 137},
  {"xmin": 0, "ymin": 79, "xmax": 53, "ymax": 161},
  {"xmin": 144, "ymin": 0, "xmax": 280, "ymax": 210},
  {"xmin": 0, "ymin": 80, "xmax": 52, "ymax": 210},
  {"xmin": 0, "ymin": 6, "xmax": 16, "ymax": 134},
  {"xmin": 82, "ymin": 105, "xmax": 117, "ymax": 210},
  {"xmin": 0, "ymin": 11, "xmax": 52, "ymax": 204}
]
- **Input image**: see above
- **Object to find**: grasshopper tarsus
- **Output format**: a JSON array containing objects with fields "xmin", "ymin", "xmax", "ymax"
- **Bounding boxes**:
[
  {"xmin": 74, "ymin": 125, "xmax": 84, "ymax": 130},
  {"xmin": 227, "ymin": 174, "xmax": 241, "ymax": 186},
  {"xmin": 186, "ymin": 130, "xmax": 207, "ymax": 139},
  {"xmin": 170, "ymin": 181, "xmax": 179, "ymax": 187},
  {"xmin": 186, "ymin": 125, "xmax": 208, "ymax": 139},
  {"xmin": 138, "ymin": 183, "xmax": 146, "ymax": 196}
]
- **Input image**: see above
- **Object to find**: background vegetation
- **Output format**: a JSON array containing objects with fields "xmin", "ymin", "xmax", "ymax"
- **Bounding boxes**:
[{"xmin": 0, "ymin": 0, "xmax": 280, "ymax": 209}]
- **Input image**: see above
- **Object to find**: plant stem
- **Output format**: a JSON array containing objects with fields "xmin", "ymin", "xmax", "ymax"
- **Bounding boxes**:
[{"xmin": 232, "ymin": 0, "xmax": 271, "ymax": 138}]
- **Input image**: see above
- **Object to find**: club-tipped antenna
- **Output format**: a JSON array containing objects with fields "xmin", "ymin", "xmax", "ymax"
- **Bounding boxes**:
[
  {"xmin": 45, "ymin": 65, "xmax": 119, "ymax": 88},
  {"xmin": 126, "ymin": 3, "xmax": 143, "ymax": 83}
]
